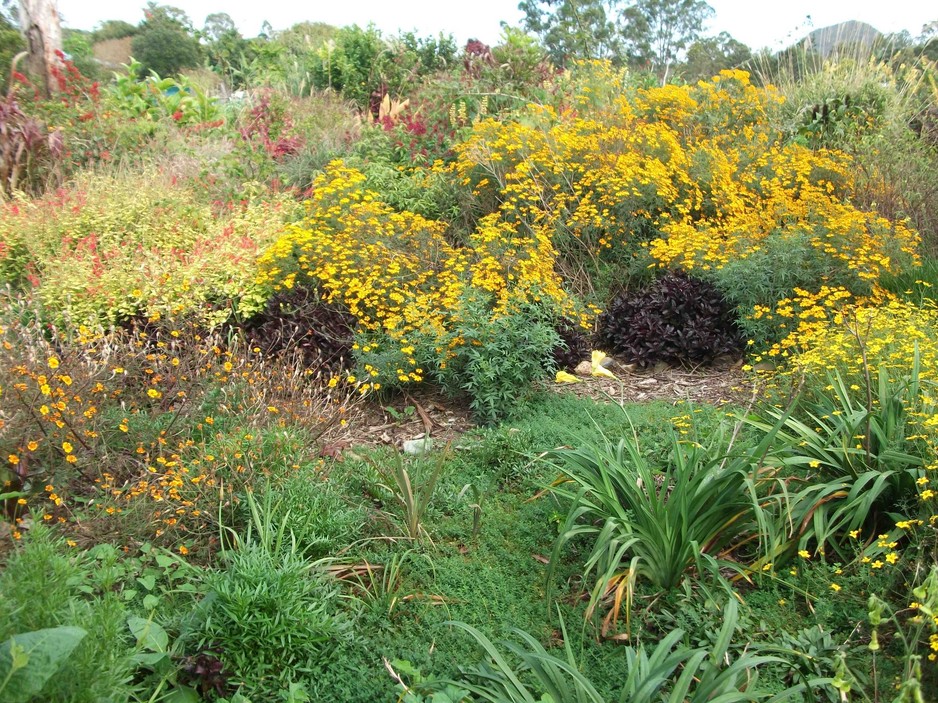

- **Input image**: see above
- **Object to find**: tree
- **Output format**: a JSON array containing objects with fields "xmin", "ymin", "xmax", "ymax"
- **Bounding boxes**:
[
  {"xmin": 519, "ymin": 0, "xmax": 621, "ymax": 66},
  {"xmin": 91, "ymin": 19, "xmax": 137, "ymax": 42},
  {"xmin": 18, "ymin": 0, "xmax": 63, "ymax": 95},
  {"xmin": 202, "ymin": 11, "xmax": 236, "ymax": 44},
  {"xmin": 0, "ymin": 10, "xmax": 24, "ymax": 89},
  {"xmin": 202, "ymin": 11, "xmax": 248, "ymax": 85},
  {"xmin": 63, "ymin": 28, "xmax": 99, "ymax": 79},
  {"xmin": 131, "ymin": 2, "xmax": 200, "ymax": 77},
  {"xmin": 680, "ymin": 31, "xmax": 750, "ymax": 82},
  {"xmin": 916, "ymin": 21, "xmax": 938, "ymax": 62},
  {"xmin": 621, "ymin": 0, "xmax": 713, "ymax": 79}
]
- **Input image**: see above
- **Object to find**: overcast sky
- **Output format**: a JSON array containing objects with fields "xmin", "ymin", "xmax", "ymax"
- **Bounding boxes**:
[{"xmin": 55, "ymin": 1, "xmax": 936, "ymax": 51}]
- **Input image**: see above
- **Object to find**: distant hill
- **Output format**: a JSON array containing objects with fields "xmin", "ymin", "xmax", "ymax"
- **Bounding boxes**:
[{"xmin": 803, "ymin": 20, "xmax": 882, "ymax": 57}]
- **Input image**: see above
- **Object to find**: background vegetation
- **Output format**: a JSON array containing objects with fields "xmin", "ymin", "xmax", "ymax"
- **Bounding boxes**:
[{"xmin": 1, "ymin": 2, "xmax": 938, "ymax": 701}]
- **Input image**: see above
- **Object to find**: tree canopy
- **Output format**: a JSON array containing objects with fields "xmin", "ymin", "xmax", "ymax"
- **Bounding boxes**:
[{"xmin": 519, "ymin": 0, "xmax": 714, "ymax": 74}]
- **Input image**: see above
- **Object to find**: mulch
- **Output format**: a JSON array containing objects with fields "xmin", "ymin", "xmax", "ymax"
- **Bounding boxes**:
[{"xmin": 330, "ymin": 355, "xmax": 759, "ymax": 453}]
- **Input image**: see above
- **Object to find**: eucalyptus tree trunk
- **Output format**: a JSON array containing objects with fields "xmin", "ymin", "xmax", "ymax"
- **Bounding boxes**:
[{"xmin": 18, "ymin": 0, "xmax": 63, "ymax": 96}]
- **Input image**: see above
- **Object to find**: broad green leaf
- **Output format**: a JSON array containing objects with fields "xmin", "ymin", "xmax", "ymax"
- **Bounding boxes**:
[
  {"xmin": 143, "ymin": 594, "xmax": 161, "ymax": 610},
  {"xmin": 127, "ymin": 617, "xmax": 169, "ymax": 652},
  {"xmin": 0, "ymin": 627, "xmax": 87, "ymax": 703},
  {"xmin": 165, "ymin": 685, "xmax": 201, "ymax": 703}
]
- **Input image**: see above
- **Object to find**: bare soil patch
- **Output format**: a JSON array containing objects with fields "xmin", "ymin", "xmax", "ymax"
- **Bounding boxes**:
[{"xmin": 333, "ymin": 356, "xmax": 755, "ymax": 452}]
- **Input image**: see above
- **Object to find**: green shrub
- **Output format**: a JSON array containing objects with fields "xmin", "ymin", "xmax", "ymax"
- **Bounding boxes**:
[
  {"xmin": 105, "ymin": 59, "xmax": 222, "ymax": 125},
  {"xmin": 0, "ymin": 170, "xmax": 296, "ymax": 326},
  {"xmin": 310, "ymin": 25, "xmax": 457, "ymax": 110},
  {"xmin": 0, "ymin": 525, "xmax": 136, "ymax": 703},
  {"xmin": 193, "ymin": 544, "xmax": 350, "ymax": 696},
  {"xmin": 267, "ymin": 473, "xmax": 367, "ymax": 559},
  {"xmin": 745, "ymin": 365, "xmax": 926, "ymax": 561},
  {"xmin": 434, "ymin": 295, "xmax": 561, "ymax": 424},
  {"xmin": 547, "ymin": 411, "xmax": 783, "ymax": 630},
  {"xmin": 441, "ymin": 601, "xmax": 791, "ymax": 702},
  {"xmin": 311, "ymin": 25, "xmax": 390, "ymax": 108},
  {"xmin": 132, "ymin": 12, "xmax": 202, "ymax": 78}
]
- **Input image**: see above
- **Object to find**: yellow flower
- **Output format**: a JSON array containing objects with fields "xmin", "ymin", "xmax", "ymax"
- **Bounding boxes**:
[
  {"xmin": 555, "ymin": 370, "xmax": 581, "ymax": 384},
  {"xmin": 830, "ymin": 583, "xmax": 842, "ymax": 592},
  {"xmin": 147, "ymin": 389, "xmax": 162, "ymax": 399},
  {"xmin": 798, "ymin": 549, "xmax": 811, "ymax": 559},
  {"xmin": 48, "ymin": 357, "xmax": 60, "ymax": 369},
  {"xmin": 7, "ymin": 454, "xmax": 18, "ymax": 465},
  {"xmin": 590, "ymin": 351, "xmax": 617, "ymax": 379},
  {"xmin": 62, "ymin": 441, "xmax": 73, "ymax": 454}
]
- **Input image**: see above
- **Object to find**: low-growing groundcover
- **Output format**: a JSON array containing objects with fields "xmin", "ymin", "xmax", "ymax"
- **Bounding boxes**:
[{"xmin": 1, "ymin": 31, "xmax": 938, "ymax": 703}]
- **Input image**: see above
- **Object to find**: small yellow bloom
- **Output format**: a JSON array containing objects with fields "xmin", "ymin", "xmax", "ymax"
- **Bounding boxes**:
[
  {"xmin": 830, "ymin": 583, "xmax": 842, "ymax": 592},
  {"xmin": 798, "ymin": 549, "xmax": 811, "ymax": 559},
  {"xmin": 48, "ymin": 357, "xmax": 60, "ymax": 369},
  {"xmin": 590, "ymin": 351, "xmax": 617, "ymax": 380}
]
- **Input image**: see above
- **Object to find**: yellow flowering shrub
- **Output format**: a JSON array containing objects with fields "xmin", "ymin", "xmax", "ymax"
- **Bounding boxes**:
[
  {"xmin": 448, "ymin": 66, "xmax": 919, "ymax": 346},
  {"xmin": 451, "ymin": 69, "xmax": 781, "ymax": 280},
  {"xmin": 765, "ymin": 294, "xmax": 937, "ymax": 380},
  {"xmin": 762, "ymin": 291, "xmax": 938, "ymax": 492},
  {"xmin": 257, "ymin": 161, "xmax": 581, "ymax": 412}
]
